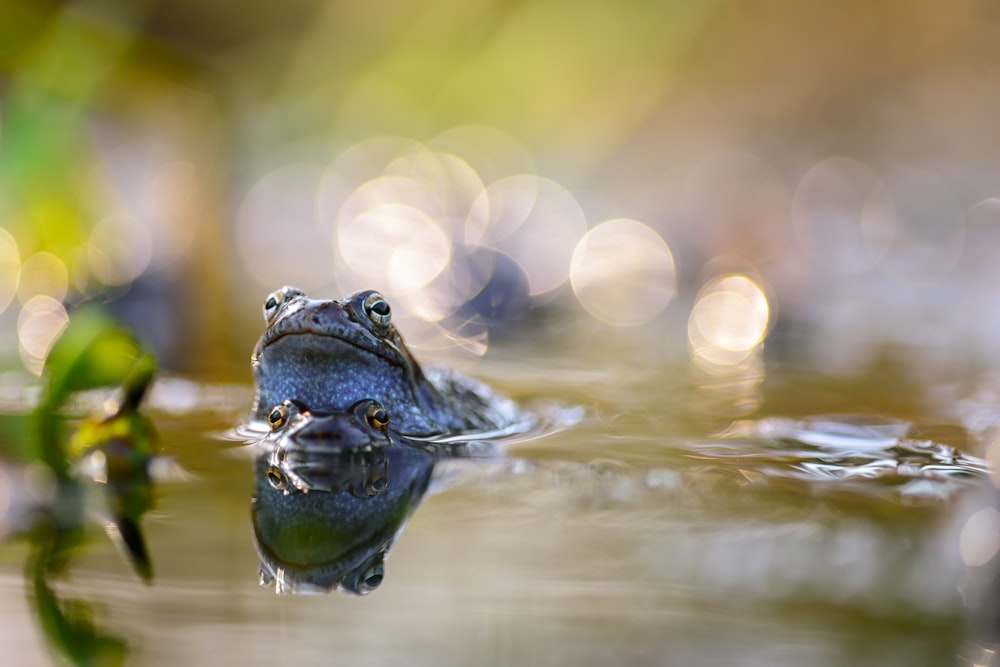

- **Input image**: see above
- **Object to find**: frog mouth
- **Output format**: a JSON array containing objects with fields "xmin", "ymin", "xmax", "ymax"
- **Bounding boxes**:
[{"xmin": 256, "ymin": 328, "xmax": 403, "ymax": 368}]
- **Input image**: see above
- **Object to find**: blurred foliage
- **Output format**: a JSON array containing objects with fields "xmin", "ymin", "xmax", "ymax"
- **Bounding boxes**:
[
  {"xmin": 35, "ymin": 306, "xmax": 147, "ymax": 478},
  {"xmin": 3, "ymin": 0, "xmax": 997, "ymax": 382},
  {"xmin": 252, "ymin": 0, "xmax": 720, "ymax": 156},
  {"xmin": 0, "ymin": 0, "xmax": 718, "ymax": 348},
  {"xmin": 16, "ymin": 305, "xmax": 158, "ymax": 666},
  {"xmin": 44, "ymin": 308, "xmax": 146, "ymax": 412},
  {"xmin": 0, "ymin": 1, "xmax": 141, "ymax": 276},
  {"xmin": 66, "ymin": 343, "xmax": 157, "ymax": 584},
  {"xmin": 67, "ymin": 352, "xmax": 156, "ymax": 459}
]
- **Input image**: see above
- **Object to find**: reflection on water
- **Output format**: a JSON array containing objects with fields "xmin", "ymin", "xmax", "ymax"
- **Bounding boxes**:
[
  {"xmin": 956, "ymin": 484, "xmax": 1000, "ymax": 665},
  {"xmin": 246, "ymin": 397, "xmax": 498, "ymax": 595},
  {"xmin": 26, "ymin": 484, "xmax": 129, "ymax": 667},
  {"xmin": 249, "ymin": 399, "xmax": 428, "ymax": 595},
  {"xmin": 251, "ymin": 443, "xmax": 435, "ymax": 596}
]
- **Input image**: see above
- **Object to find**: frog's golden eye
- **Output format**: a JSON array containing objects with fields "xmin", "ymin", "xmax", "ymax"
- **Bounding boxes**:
[
  {"xmin": 363, "ymin": 292, "xmax": 391, "ymax": 329},
  {"xmin": 266, "ymin": 465, "xmax": 287, "ymax": 491},
  {"xmin": 262, "ymin": 289, "xmax": 285, "ymax": 324},
  {"xmin": 263, "ymin": 286, "xmax": 306, "ymax": 324},
  {"xmin": 267, "ymin": 404, "xmax": 289, "ymax": 430},
  {"xmin": 365, "ymin": 402, "xmax": 389, "ymax": 430}
]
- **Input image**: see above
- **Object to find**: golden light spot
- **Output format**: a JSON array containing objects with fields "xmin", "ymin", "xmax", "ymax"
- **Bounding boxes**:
[
  {"xmin": 16, "ymin": 251, "xmax": 68, "ymax": 305},
  {"xmin": 960, "ymin": 507, "xmax": 1000, "ymax": 568},
  {"xmin": 17, "ymin": 295, "xmax": 69, "ymax": 376},
  {"xmin": 328, "ymin": 144, "xmax": 490, "ymax": 320},
  {"xmin": 465, "ymin": 174, "xmax": 538, "ymax": 246},
  {"xmin": 316, "ymin": 136, "xmax": 426, "ymax": 232},
  {"xmin": 570, "ymin": 218, "xmax": 676, "ymax": 327},
  {"xmin": 688, "ymin": 274, "xmax": 771, "ymax": 368},
  {"xmin": 339, "ymin": 201, "xmax": 452, "ymax": 292},
  {"xmin": 382, "ymin": 149, "xmax": 486, "ymax": 234}
]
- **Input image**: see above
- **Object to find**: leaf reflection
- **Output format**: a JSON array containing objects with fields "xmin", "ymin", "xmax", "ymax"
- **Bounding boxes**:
[{"xmin": 27, "ymin": 496, "xmax": 128, "ymax": 667}]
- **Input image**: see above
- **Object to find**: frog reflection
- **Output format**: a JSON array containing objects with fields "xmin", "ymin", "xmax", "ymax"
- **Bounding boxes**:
[{"xmin": 251, "ymin": 399, "xmax": 446, "ymax": 595}]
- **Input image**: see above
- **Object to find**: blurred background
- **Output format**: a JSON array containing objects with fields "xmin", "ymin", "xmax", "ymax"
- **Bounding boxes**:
[
  {"xmin": 7, "ymin": 3, "xmax": 1000, "ymax": 666},
  {"xmin": 3, "ymin": 0, "xmax": 1000, "ymax": 385}
]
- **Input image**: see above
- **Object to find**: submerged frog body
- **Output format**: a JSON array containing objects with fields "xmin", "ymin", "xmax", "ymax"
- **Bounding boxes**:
[{"xmin": 251, "ymin": 287, "xmax": 521, "ymax": 435}]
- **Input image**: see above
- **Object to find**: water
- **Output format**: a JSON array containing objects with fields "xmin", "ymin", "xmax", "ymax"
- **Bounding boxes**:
[{"xmin": 0, "ymin": 340, "xmax": 996, "ymax": 667}]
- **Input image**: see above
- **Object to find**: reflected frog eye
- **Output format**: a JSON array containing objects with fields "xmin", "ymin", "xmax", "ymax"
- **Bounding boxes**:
[
  {"xmin": 365, "ymin": 402, "xmax": 389, "ymax": 430},
  {"xmin": 364, "ymin": 474, "xmax": 388, "ymax": 496},
  {"xmin": 362, "ymin": 292, "xmax": 391, "ymax": 329},
  {"xmin": 266, "ymin": 465, "xmax": 287, "ymax": 491},
  {"xmin": 356, "ymin": 562, "xmax": 384, "ymax": 594},
  {"xmin": 267, "ymin": 404, "xmax": 289, "ymax": 430}
]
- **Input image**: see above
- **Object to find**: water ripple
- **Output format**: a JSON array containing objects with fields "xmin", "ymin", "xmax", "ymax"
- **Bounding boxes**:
[{"xmin": 702, "ymin": 414, "xmax": 989, "ymax": 501}]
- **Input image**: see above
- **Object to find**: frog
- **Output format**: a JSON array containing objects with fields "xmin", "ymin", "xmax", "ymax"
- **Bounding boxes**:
[
  {"xmin": 260, "ymin": 397, "xmax": 397, "ymax": 497},
  {"xmin": 250, "ymin": 398, "xmax": 439, "ymax": 595},
  {"xmin": 250, "ymin": 286, "xmax": 523, "ymax": 435}
]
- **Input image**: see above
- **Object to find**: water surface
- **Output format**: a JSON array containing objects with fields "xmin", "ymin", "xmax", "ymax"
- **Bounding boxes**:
[{"xmin": 0, "ymin": 341, "xmax": 995, "ymax": 667}]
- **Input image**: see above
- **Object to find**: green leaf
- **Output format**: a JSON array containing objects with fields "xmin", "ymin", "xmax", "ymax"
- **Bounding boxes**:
[
  {"xmin": 34, "ymin": 306, "xmax": 150, "ymax": 479},
  {"xmin": 42, "ymin": 306, "xmax": 143, "ymax": 412}
]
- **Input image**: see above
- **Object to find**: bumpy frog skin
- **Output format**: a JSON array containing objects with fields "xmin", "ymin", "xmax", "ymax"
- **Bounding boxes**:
[{"xmin": 251, "ymin": 287, "xmax": 519, "ymax": 435}]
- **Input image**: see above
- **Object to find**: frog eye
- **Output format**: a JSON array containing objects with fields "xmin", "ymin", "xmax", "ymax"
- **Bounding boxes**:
[
  {"xmin": 365, "ymin": 402, "xmax": 389, "ymax": 430},
  {"xmin": 263, "ymin": 286, "xmax": 305, "ymax": 324},
  {"xmin": 356, "ymin": 562, "xmax": 384, "ymax": 594},
  {"xmin": 262, "ymin": 289, "xmax": 286, "ymax": 324},
  {"xmin": 364, "ymin": 474, "xmax": 388, "ymax": 496},
  {"xmin": 362, "ymin": 292, "xmax": 391, "ymax": 329},
  {"xmin": 267, "ymin": 404, "xmax": 290, "ymax": 430},
  {"xmin": 266, "ymin": 465, "xmax": 287, "ymax": 491}
]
